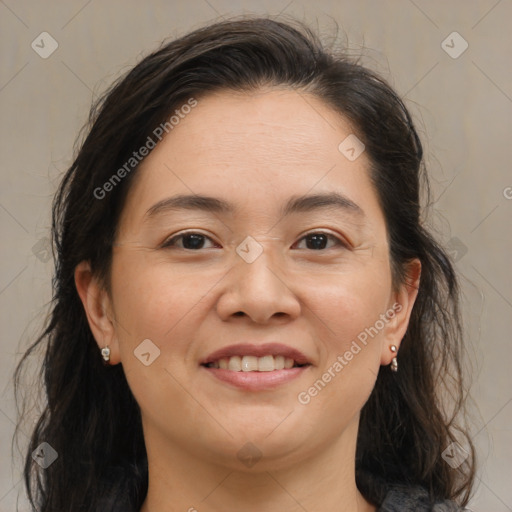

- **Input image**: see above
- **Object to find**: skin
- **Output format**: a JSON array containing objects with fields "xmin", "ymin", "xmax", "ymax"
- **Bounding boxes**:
[{"xmin": 75, "ymin": 88, "xmax": 420, "ymax": 512}]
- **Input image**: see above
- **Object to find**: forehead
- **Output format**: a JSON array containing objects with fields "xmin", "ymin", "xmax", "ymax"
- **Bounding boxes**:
[
  {"xmin": 166, "ymin": 88, "xmax": 355, "ymax": 166},
  {"xmin": 118, "ymin": 88, "xmax": 382, "ymax": 233}
]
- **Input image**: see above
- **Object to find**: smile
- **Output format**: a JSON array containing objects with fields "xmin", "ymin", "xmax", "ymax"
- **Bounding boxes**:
[{"xmin": 200, "ymin": 343, "xmax": 312, "ymax": 390}]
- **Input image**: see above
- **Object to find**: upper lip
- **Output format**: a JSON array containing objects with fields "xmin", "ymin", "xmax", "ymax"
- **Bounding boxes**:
[{"xmin": 201, "ymin": 343, "xmax": 311, "ymax": 366}]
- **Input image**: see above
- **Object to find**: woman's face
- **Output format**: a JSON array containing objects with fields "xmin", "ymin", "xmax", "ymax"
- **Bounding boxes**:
[{"xmin": 83, "ymin": 88, "xmax": 418, "ymax": 470}]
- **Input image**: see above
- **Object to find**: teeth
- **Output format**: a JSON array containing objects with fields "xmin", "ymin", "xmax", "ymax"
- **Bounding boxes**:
[
  {"xmin": 274, "ymin": 355, "xmax": 285, "ymax": 370},
  {"xmin": 242, "ymin": 355, "xmax": 258, "ymax": 371},
  {"xmin": 208, "ymin": 355, "xmax": 298, "ymax": 372},
  {"xmin": 258, "ymin": 355, "xmax": 274, "ymax": 372},
  {"xmin": 228, "ymin": 355, "xmax": 242, "ymax": 371}
]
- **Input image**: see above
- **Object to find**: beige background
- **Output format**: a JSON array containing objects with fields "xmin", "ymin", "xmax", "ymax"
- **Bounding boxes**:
[{"xmin": 1, "ymin": 1, "xmax": 511, "ymax": 510}]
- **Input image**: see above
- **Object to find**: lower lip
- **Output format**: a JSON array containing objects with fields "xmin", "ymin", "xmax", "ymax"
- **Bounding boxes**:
[{"xmin": 201, "ymin": 366, "xmax": 310, "ymax": 391}]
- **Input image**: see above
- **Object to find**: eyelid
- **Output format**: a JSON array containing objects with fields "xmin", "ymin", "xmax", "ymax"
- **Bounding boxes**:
[{"xmin": 161, "ymin": 230, "xmax": 219, "ymax": 249}]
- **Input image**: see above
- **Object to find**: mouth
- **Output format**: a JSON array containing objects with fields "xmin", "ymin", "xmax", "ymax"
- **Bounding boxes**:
[{"xmin": 200, "ymin": 343, "xmax": 312, "ymax": 390}]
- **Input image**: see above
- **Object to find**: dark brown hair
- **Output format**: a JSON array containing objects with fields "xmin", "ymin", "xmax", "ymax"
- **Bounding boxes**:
[{"xmin": 14, "ymin": 16, "xmax": 475, "ymax": 511}]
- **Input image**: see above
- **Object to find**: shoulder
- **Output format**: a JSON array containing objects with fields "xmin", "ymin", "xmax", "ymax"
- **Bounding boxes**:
[{"xmin": 378, "ymin": 485, "xmax": 463, "ymax": 512}]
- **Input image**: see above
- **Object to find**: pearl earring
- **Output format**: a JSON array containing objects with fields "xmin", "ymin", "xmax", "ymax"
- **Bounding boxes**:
[
  {"xmin": 101, "ymin": 346, "xmax": 111, "ymax": 363},
  {"xmin": 390, "ymin": 345, "xmax": 398, "ymax": 372}
]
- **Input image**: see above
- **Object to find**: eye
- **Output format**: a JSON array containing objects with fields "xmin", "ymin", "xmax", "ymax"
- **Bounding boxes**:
[
  {"xmin": 161, "ymin": 232, "xmax": 218, "ymax": 250},
  {"xmin": 161, "ymin": 231, "xmax": 347, "ymax": 251},
  {"xmin": 293, "ymin": 232, "xmax": 347, "ymax": 251}
]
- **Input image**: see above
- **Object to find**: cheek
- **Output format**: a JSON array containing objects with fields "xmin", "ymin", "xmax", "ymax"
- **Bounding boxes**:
[
  {"xmin": 109, "ymin": 253, "xmax": 210, "ymax": 428},
  {"xmin": 111, "ymin": 251, "xmax": 201, "ymax": 326},
  {"xmin": 109, "ymin": 250, "xmax": 229, "ymax": 364},
  {"xmin": 297, "ymin": 280, "xmax": 387, "ymax": 435},
  {"xmin": 300, "ymin": 262, "xmax": 392, "ymax": 349},
  {"xmin": 296, "ymin": 266, "xmax": 391, "ymax": 423}
]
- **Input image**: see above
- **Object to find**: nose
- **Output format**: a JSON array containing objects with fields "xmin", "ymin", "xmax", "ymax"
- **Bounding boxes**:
[{"xmin": 215, "ymin": 243, "xmax": 301, "ymax": 324}]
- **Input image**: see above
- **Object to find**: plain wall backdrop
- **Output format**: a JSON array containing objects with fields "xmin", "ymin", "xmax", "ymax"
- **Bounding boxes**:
[{"xmin": 1, "ymin": 1, "xmax": 511, "ymax": 510}]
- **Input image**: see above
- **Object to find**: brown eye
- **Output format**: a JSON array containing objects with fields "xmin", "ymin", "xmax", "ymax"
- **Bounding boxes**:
[
  {"xmin": 294, "ymin": 232, "xmax": 346, "ymax": 250},
  {"xmin": 162, "ymin": 232, "xmax": 217, "ymax": 250}
]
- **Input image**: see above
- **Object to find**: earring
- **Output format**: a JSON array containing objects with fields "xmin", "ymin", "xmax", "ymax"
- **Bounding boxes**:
[
  {"xmin": 390, "ymin": 345, "xmax": 398, "ymax": 372},
  {"xmin": 101, "ymin": 346, "xmax": 111, "ymax": 364}
]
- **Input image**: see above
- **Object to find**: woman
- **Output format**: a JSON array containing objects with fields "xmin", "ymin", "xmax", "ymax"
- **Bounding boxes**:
[{"xmin": 15, "ymin": 16, "xmax": 475, "ymax": 512}]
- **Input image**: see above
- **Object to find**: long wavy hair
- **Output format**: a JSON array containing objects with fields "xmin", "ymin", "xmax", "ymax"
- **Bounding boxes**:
[{"xmin": 14, "ymin": 16, "xmax": 475, "ymax": 511}]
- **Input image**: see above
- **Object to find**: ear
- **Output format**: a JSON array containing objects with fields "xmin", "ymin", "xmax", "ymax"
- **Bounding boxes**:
[
  {"xmin": 74, "ymin": 261, "xmax": 120, "ymax": 365},
  {"xmin": 381, "ymin": 258, "xmax": 421, "ymax": 366}
]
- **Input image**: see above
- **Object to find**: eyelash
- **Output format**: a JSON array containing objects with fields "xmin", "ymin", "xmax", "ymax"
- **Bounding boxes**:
[{"xmin": 161, "ymin": 231, "xmax": 348, "ymax": 251}]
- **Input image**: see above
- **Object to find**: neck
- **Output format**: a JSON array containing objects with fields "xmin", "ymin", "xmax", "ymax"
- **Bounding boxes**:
[{"xmin": 139, "ymin": 415, "xmax": 376, "ymax": 512}]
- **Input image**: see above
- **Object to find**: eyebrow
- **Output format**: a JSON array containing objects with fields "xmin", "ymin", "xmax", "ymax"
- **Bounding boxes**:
[{"xmin": 144, "ymin": 192, "xmax": 365, "ymax": 220}]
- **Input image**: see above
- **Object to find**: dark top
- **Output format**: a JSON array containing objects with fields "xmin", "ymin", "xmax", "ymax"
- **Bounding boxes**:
[
  {"xmin": 378, "ymin": 485, "xmax": 463, "ymax": 511},
  {"xmin": 99, "ymin": 470, "xmax": 465, "ymax": 511}
]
